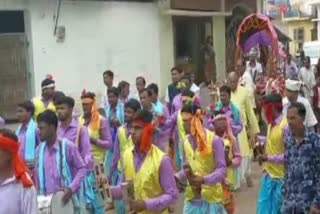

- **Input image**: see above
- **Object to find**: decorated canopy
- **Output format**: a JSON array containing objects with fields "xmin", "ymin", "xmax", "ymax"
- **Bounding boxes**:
[{"xmin": 235, "ymin": 14, "xmax": 279, "ymax": 75}]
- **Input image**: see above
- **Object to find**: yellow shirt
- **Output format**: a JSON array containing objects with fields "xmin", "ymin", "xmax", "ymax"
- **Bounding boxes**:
[
  {"xmin": 231, "ymin": 86, "xmax": 259, "ymax": 157},
  {"xmin": 123, "ymin": 145, "xmax": 169, "ymax": 214},
  {"xmin": 184, "ymin": 131, "xmax": 223, "ymax": 203},
  {"xmin": 264, "ymin": 117, "xmax": 287, "ymax": 179},
  {"xmin": 32, "ymin": 97, "xmax": 56, "ymax": 120}
]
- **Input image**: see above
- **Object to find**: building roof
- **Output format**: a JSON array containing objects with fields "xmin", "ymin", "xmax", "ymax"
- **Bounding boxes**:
[{"xmin": 274, "ymin": 26, "xmax": 292, "ymax": 42}]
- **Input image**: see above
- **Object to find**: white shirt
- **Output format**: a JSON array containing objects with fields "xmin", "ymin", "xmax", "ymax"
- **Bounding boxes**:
[
  {"xmin": 245, "ymin": 61, "xmax": 263, "ymax": 83},
  {"xmin": 299, "ymin": 67, "xmax": 316, "ymax": 102},
  {"xmin": 240, "ymin": 71, "xmax": 256, "ymax": 108},
  {"xmin": 0, "ymin": 176, "xmax": 38, "ymax": 214},
  {"xmin": 190, "ymin": 83, "xmax": 200, "ymax": 97},
  {"xmin": 283, "ymin": 96, "xmax": 318, "ymax": 128}
]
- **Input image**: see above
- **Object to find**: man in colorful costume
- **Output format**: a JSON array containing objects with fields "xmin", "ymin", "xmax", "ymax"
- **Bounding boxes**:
[
  {"xmin": 165, "ymin": 90, "xmax": 196, "ymax": 171},
  {"xmin": 110, "ymin": 109, "xmax": 179, "ymax": 213},
  {"xmin": 256, "ymin": 93, "xmax": 287, "ymax": 214},
  {"xmin": 34, "ymin": 110, "xmax": 87, "ymax": 213},
  {"xmin": 0, "ymin": 129, "xmax": 37, "ymax": 214},
  {"xmin": 227, "ymin": 72, "xmax": 260, "ymax": 187},
  {"xmin": 79, "ymin": 92, "xmax": 113, "ymax": 213},
  {"xmin": 104, "ymin": 87, "xmax": 125, "ymax": 179},
  {"xmin": 16, "ymin": 101, "xmax": 41, "ymax": 172},
  {"xmin": 213, "ymin": 113, "xmax": 241, "ymax": 214},
  {"xmin": 171, "ymin": 74, "xmax": 195, "ymax": 114},
  {"xmin": 109, "ymin": 98, "xmax": 141, "ymax": 213},
  {"xmin": 32, "ymin": 77, "xmax": 56, "ymax": 120},
  {"xmin": 175, "ymin": 103, "xmax": 227, "ymax": 214}
]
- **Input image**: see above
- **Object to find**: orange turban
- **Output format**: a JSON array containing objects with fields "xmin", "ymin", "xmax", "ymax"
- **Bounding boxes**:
[
  {"xmin": 0, "ymin": 135, "xmax": 33, "ymax": 188},
  {"xmin": 81, "ymin": 91, "xmax": 100, "ymax": 130},
  {"xmin": 182, "ymin": 109, "xmax": 210, "ymax": 156}
]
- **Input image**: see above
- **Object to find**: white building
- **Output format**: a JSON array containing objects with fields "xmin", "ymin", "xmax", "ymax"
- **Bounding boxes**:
[
  {"xmin": 309, "ymin": 0, "xmax": 320, "ymax": 40},
  {"xmin": 0, "ymin": 0, "xmax": 257, "ymax": 119}
]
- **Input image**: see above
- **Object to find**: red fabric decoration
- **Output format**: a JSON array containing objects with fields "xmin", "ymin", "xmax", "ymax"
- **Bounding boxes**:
[
  {"xmin": 0, "ymin": 135, "xmax": 33, "ymax": 188},
  {"xmin": 262, "ymin": 102, "xmax": 283, "ymax": 125},
  {"xmin": 133, "ymin": 120, "xmax": 155, "ymax": 153}
]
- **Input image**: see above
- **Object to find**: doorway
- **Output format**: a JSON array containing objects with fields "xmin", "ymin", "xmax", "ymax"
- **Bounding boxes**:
[
  {"xmin": 0, "ymin": 11, "xmax": 30, "ymax": 120},
  {"xmin": 173, "ymin": 16, "xmax": 213, "ymax": 84}
]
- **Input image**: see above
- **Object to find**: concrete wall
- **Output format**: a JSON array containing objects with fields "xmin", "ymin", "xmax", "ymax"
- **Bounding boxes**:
[{"xmin": 0, "ymin": 0, "xmax": 173, "ymax": 103}]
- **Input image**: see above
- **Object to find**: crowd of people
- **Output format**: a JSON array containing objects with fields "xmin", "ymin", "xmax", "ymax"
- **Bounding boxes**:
[{"xmin": 0, "ymin": 53, "xmax": 320, "ymax": 214}]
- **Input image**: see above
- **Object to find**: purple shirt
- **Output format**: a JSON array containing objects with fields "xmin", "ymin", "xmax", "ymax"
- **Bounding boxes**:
[
  {"xmin": 111, "ymin": 147, "xmax": 179, "ymax": 212},
  {"xmin": 204, "ymin": 106, "xmax": 243, "ymax": 136},
  {"xmin": 171, "ymin": 94, "xmax": 182, "ymax": 115},
  {"xmin": 153, "ymin": 103, "xmax": 171, "ymax": 152},
  {"xmin": 34, "ymin": 139, "xmax": 87, "ymax": 194},
  {"xmin": 57, "ymin": 118, "xmax": 94, "ymax": 172},
  {"xmin": 284, "ymin": 61, "xmax": 298, "ymax": 79},
  {"xmin": 0, "ymin": 176, "xmax": 38, "ymax": 214},
  {"xmin": 176, "ymin": 132, "xmax": 227, "ymax": 186},
  {"xmin": 17, "ymin": 121, "xmax": 41, "ymax": 163},
  {"xmin": 258, "ymin": 115, "xmax": 286, "ymax": 164},
  {"xmin": 83, "ymin": 116, "xmax": 112, "ymax": 150}
]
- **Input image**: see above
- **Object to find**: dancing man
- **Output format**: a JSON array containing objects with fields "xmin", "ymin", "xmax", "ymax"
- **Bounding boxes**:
[
  {"xmin": 256, "ymin": 93, "xmax": 287, "ymax": 214},
  {"xmin": 213, "ymin": 113, "xmax": 241, "ymax": 214},
  {"xmin": 111, "ymin": 109, "xmax": 179, "ymax": 213},
  {"xmin": 79, "ymin": 92, "xmax": 113, "ymax": 213},
  {"xmin": 175, "ymin": 103, "xmax": 227, "ymax": 213}
]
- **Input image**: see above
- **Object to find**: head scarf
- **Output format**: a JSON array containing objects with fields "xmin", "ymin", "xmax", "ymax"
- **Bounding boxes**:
[
  {"xmin": 213, "ymin": 114, "xmax": 236, "ymax": 146},
  {"xmin": 81, "ymin": 90, "xmax": 100, "ymax": 130},
  {"xmin": 262, "ymin": 93, "xmax": 283, "ymax": 125},
  {"xmin": 182, "ymin": 106, "xmax": 209, "ymax": 156},
  {"xmin": 132, "ymin": 119, "xmax": 155, "ymax": 153},
  {"xmin": 41, "ymin": 78, "xmax": 55, "ymax": 90},
  {"xmin": 0, "ymin": 135, "xmax": 33, "ymax": 188}
]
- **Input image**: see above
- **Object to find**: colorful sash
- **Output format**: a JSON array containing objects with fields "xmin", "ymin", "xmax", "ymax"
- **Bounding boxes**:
[
  {"xmin": 216, "ymin": 102, "xmax": 240, "ymax": 125},
  {"xmin": 16, "ymin": 119, "xmax": 37, "ymax": 163},
  {"xmin": 106, "ymin": 102, "xmax": 125, "ymax": 126},
  {"xmin": 38, "ymin": 139, "xmax": 82, "ymax": 210}
]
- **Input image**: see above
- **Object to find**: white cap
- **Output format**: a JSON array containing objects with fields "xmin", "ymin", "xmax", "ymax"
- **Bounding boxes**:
[{"xmin": 285, "ymin": 79, "xmax": 301, "ymax": 91}]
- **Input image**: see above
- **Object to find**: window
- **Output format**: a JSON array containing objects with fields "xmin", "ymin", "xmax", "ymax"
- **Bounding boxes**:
[
  {"xmin": 311, "ymin": 28, "xmax": 317, "ymax": 41},
  {"xmin": 293, "ymin": 28, "xmax": 304, "ymax": 42}
]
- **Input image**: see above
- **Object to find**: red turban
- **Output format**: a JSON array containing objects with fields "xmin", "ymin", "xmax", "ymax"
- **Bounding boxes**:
[
  {"xmin": 0, "ymin": 135, "xmax": 33, "ymax": 188},
  {"xmin": 132, "ymin": 120, "xmax": 155, "ymax": 153}
]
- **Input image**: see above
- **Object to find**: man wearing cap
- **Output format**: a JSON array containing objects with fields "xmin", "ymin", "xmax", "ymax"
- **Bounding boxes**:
[
  {"xmin": 32, "ymin": 77, "xmax": 56, "ymax": 120},
  {"xmin": 283, "ymin": 79, "xmax": 317, "ymax": 129},
  {"xmin": 256, "ymin": 93, "xmax": 287, "ymax": 214},
  {"xmin": 110, "ymin": 109, "xmax": 179, "ymax": 213},
  {"xmin": 0, "ymin": 129, "xmax": 37, "ymax": 214}
]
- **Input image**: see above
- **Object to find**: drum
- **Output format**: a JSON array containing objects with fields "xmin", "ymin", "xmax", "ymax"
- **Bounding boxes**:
[{"xmin": 38, "ymin": 191, "xmax": 73, "ymax": 214}]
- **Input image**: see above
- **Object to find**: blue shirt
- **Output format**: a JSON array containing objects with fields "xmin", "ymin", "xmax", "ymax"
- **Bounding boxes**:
[{"xmin": 282, "ymin": 129, "xmax": 320, "ymax": 213}]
